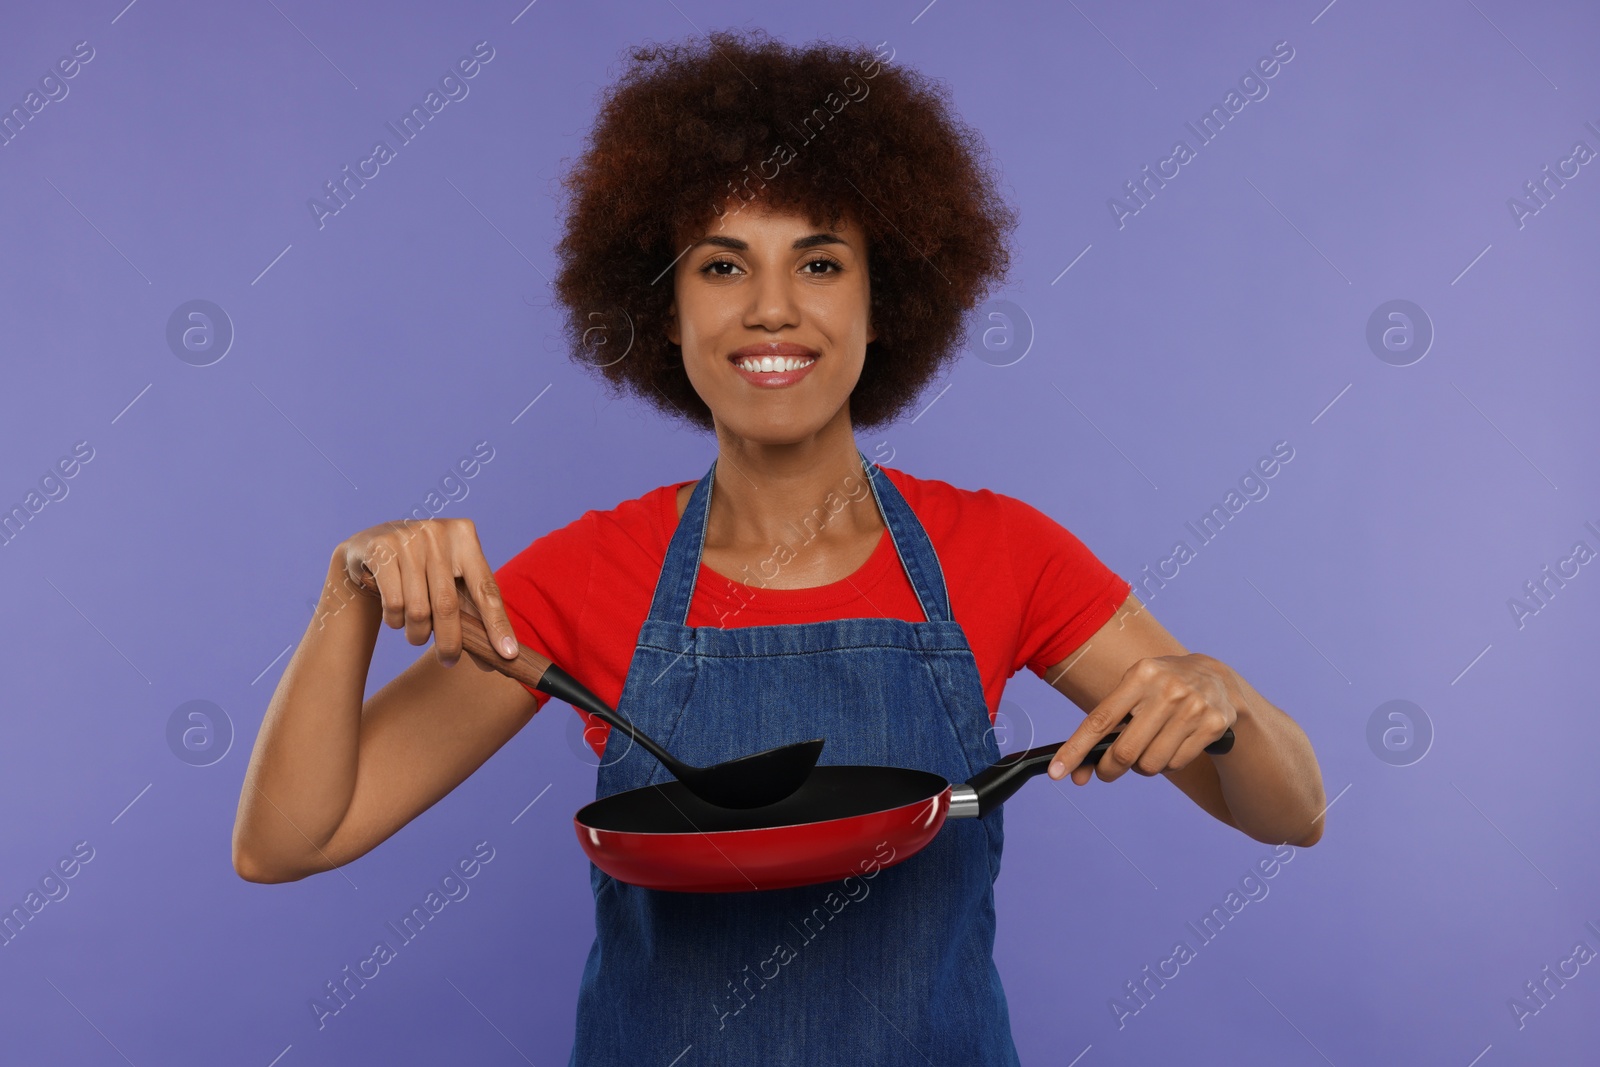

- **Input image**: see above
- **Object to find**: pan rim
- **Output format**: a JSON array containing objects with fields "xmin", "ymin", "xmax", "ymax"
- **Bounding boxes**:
[{"xmin": 574, "ymin": 774, "xmax": 952, "ymax": 838}]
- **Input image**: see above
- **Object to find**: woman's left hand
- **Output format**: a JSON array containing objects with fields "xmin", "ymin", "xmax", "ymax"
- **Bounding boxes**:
[{"xmin": 1047, "ymin": 653, "xmax": 1239, "ymax": 785}]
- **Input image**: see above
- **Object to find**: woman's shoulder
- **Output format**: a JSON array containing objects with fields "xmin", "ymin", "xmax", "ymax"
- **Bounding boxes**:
[
  {"xmin": 876, "ymin": 463, "xmax": 1043, "ymax": 529},
  {"xmin": 876, "ymin": 463, "xmax": 1107, "ymax": 567}
]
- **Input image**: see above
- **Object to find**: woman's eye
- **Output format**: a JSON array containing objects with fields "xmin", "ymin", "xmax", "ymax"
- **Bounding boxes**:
[{"xmin": 697, "ymin": 258, "xmax": 842, "ymax": 277}]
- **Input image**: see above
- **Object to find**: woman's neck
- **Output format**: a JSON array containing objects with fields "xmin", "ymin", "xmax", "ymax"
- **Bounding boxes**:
[{"xmin": 700, "ymin": 410, "xmax": 884, "ymax": 553}]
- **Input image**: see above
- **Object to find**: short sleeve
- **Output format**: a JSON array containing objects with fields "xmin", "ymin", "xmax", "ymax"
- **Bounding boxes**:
[
  {"xmin": 999, "ymin": 495, "xmax": 1132, "ymax": 677},
  {"xmin": 492, "ymin": 514, "xmax": 596, "ymax": 711}
]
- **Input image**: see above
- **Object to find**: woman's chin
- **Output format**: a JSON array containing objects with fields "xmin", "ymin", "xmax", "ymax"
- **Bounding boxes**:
[{"xmin": 713, "ymin": 406, "xmax": 845, "ymax": 449}]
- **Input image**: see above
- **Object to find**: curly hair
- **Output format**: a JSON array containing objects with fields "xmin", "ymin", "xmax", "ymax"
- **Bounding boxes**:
[{"xmin": 549, "ymin": 28, "xmax": 1019, "ymax": 431}]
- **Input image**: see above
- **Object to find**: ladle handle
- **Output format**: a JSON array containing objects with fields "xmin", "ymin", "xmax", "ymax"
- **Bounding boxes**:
[
  {"xmin": 452, "ymin": 609, "xmax": 678, "ymax": 768},
  {"xmin": 354, "ymin": 569, "xmax": 676, "ymax": 769},
  {"xmin": 966, "ymin": 726, "xmax": 1236, "ymax": 818}
]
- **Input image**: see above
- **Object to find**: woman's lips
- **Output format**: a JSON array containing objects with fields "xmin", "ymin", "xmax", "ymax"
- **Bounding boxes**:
[{"xmin": 729, "ymin": 351, "xmax": 818, "ymax": 389}]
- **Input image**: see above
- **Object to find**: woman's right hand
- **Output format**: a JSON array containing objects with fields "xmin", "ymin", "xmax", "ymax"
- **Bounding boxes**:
[{"xmin": 338, "ymin": 518, "xmax": 520, "ymax": 669}]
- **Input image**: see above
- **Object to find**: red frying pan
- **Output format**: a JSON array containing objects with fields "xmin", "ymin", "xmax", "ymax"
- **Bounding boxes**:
[
  {"xmin": 449, "ymin": 599, "xmax": 1235, "ymax": 893},
  {"xmin": 575, "ymin": 723, "xmax": 1235, "ymax": 893}
]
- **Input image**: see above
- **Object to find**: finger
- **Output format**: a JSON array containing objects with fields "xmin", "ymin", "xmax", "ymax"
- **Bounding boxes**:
[
  {"xmin": 1048, "ymin": 698, "xmax": 1138, "ymax": 781},
  {"xmin": 1071, "ymin": 762, "xmax": 1093, "ymax": 786},
  {"xmin": 1048, "ymin": 699, "xmax": 1137, "ymax": 781},
  {"xmin": 397, "ymin": 536, "xmax": 433, "ymax": 646},
  {"xmin": 471, "ymin": 570, "xmax": 519, "ymax": 658},
  {"xmin": 1096, "ymin": 701, "xmax": 1170, "ymax": 784},
  {"xmin": 1129, "ymin": 715, "xmax": 1194, "ymax": 777},
  {"xmin": 1166, "ymin": 719, "xmax": 1225, "ymax": 771},
  {"xmin": 453, "ymin": 536, "xmax": 519, "ymax": 660},
  {"xmin": 364, "ymin": 541, "xmax": 406, "ymax": 631},
  {"xmin": 426, "ymin": 548, "xmax": 462, "ymax": 667}
]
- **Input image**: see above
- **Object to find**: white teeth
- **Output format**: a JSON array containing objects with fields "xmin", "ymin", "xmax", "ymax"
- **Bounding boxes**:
[{"xmin": 736, "ymin": 354, "xmax": 815, "ymax": 373}]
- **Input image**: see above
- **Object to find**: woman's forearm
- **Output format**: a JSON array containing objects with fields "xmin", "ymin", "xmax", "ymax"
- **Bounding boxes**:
[
  {"xmin": 1202, "ymin": 655, "xmax": 1327, "ymax": 847},
  {"xmin": 232, "ymin": 545, "xmax": 382, "ymax": 881}
]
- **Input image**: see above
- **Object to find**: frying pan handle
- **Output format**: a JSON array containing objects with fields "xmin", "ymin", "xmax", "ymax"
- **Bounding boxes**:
[{"xmin": 965, "ymin": 726, "xmax": 1236, "ymax": 818}]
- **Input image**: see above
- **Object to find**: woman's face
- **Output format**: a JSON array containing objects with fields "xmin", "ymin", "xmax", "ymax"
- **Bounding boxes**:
[{"xmin": 667, "ymin": 199, "xmax": 876, "ymax": 446}]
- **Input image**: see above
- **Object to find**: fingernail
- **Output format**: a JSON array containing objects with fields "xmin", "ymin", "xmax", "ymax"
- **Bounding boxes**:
[
  {"xmin": 1049, "ymin": 761, "xmax": 1064, "ymax": 779},
  {"xmin": 500, "ymin": 636, "xmax": 517, "ymax": 657}
]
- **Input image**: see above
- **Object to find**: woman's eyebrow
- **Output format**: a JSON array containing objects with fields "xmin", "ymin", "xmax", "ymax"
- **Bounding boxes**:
[{"xmin": 690, "ymin": 233, "xmax": 848, "ymax": 252}]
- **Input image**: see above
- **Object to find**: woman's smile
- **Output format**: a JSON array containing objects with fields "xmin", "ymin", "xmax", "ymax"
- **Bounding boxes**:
[{"xmin": 729, "ymin": 341, "xmax": 820, "ymax": 388}]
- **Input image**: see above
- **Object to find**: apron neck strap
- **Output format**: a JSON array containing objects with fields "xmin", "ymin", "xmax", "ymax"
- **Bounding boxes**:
[{"xmin": 645, "ymin": 449, "xmax": 954, "ymax": 626}]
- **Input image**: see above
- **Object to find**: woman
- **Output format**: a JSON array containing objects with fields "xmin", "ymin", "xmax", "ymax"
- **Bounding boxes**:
[{"xmin": 233, "ymin": 29, "xmax": 1325, "ymax": 1065}]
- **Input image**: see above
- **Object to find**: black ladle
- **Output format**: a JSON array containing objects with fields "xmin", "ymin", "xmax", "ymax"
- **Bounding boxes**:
[{"xmin": 442, "ymin": 579, "xmax": 824, "ymax": 808}]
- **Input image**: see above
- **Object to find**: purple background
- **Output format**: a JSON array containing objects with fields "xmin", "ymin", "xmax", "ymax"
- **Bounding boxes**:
[{"xmin": 3, "ymin": 1, "xmax": 1598, "ymax": 1063}]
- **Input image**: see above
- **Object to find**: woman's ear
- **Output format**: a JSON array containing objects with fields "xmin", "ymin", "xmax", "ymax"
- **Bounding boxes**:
[{"xmin": 665, "ymin": 300, "xmax": 679, "ymax": 346}]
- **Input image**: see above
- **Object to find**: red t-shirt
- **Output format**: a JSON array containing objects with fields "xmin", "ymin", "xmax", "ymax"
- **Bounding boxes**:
[{"xmin": 493, "ymin": 465, "xmax": 1132, "ymax": 758}]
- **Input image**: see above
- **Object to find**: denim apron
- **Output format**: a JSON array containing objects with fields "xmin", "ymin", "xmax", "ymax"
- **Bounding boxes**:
[{"xmin": 569, "ymin": 451, "xmax": 1021, "ymax": 1066}]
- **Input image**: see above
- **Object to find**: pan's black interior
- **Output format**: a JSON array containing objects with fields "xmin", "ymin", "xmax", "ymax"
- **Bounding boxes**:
[{"xmin": 576, "ymin": 765, "xmax": 949, "ymax": 834}]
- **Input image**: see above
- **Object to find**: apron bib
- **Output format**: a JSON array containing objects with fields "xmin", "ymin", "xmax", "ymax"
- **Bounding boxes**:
[{"xmin": 569, "ymin": 450, "xmax": 1021, "ymax": 1066}]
